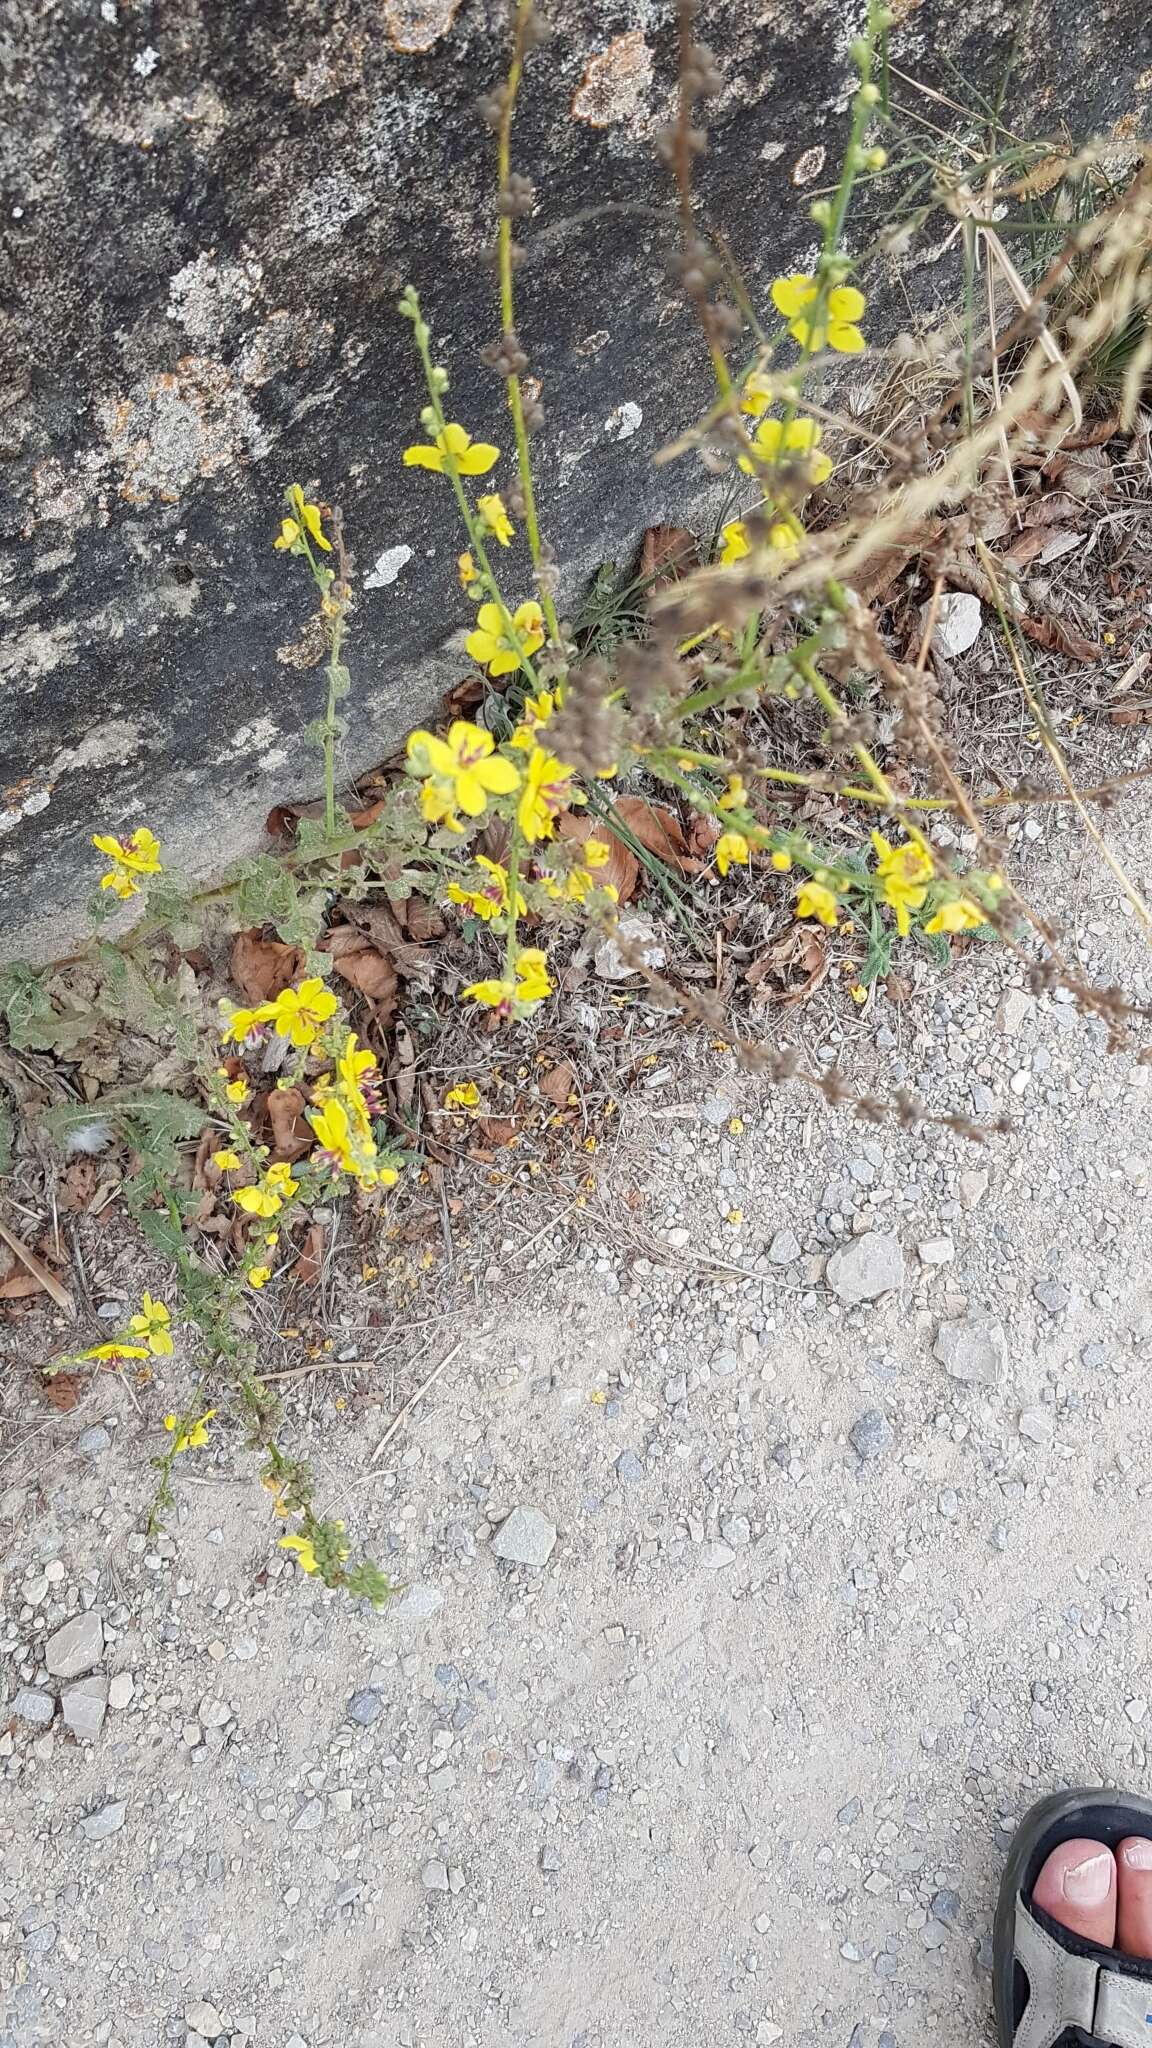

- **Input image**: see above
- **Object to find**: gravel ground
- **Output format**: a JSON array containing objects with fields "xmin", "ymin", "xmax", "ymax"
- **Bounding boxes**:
[{"xmin": 4, "ymin": 796, "xmax": 1152, "ymax": 2048}]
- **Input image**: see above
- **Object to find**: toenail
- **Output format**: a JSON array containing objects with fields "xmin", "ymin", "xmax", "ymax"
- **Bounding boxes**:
[
  {"xmin": 1121, "ymin": 1840, "xmax": 1152, "ymax": 1871},
  {"xmin": 1063, "ymin": 1851, "xmax": 1112, "ymax": 1902}
]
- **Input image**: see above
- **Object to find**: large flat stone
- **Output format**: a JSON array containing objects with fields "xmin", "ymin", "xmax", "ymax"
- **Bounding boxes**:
[
  {"xmin": 44, "ymin": 1610, "xmax": 104, "ymax": 1680},
  {"xmin": 1, "ymin": 1, "xmax": 1146, "ymax": 960}
]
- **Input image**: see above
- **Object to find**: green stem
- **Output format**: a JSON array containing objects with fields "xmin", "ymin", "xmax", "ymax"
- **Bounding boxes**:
[
  {"xmin": 496, "ymin": 0, "xmax": 563, "ymax": 649},
  {"xmin": 410, "ymin": 310, "xmax": 543, "ymax": 691},
  {"xmin": 503, "ymin": 833, "xmax": 523, "ymax": 983},
  {"xmin": 323, "ymin": 609, "xmax": 345, "ymax": 835}
]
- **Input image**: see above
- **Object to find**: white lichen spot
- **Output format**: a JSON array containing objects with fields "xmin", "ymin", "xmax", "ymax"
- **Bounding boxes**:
[
  {"xmin": 48, "ymin": 718, "xmax": 143, "ymax": 780},
  {"xmin": 605, "ymin": 401, "xmax": 643, "ymax": 442},
  {"xmin": 99, "ymin": 1, "xmax": 117, "ymax": 20},
  {"xmin": 576, "ymin": 331, "xmax": 610, "ymax": 358},
  {"xmin": 759, "ymin": 140, "xmax": 786, "ymax": 163},
  {"xmin": 572, "ymin": 32, "xmax": 654, "ymax": 129},
  {"xmin": 293, "ymin": 37, "xmax": 366, "ymax": 103},
  {"xmin": 0, "ymin": 787, "xmax": 52, "ymax": 835},
  {"xmin": 364, "ymin": 544, "xmax": 413, "ymax": 590},
  {"xmin": 132, "ymin": 44, "xmax": 158, "ymax": 75},
  {"xmin": 225, "ymin": 717, "xmax": 280, "ymax": 757},
  {"xmin": 96, "ymin": 356, "xmax": 267, "ymax": 502},
  {"xmin": 294, "ymin": 174, "xmax": 372, "ymax": 247},
  {"xmin": 167, "ymin": 252, "xmax": 263, "ymax": 344}
]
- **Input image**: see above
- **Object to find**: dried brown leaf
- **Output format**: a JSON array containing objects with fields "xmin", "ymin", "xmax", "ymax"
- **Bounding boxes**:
[
  {"xmin": 230, "ymin": 929, "xmax": 304, "ymax": 1002},
  {"xmin": 539, "ymin": 1060, "xmax": 575, "ymax": 1108},
  {"xmin": 43, "ymin": 1371, "xmax": 84, "ymax": 1411},
  {"xmin": 609, "ymin": 795, "xmax": 699, "ymax": 874},
  {"xmin": 745, "ymin": 924, "xmax": 829, "ymax": 1009},
  {"xmin": 290, "ymin": 1222, "xmax": 327, "ymax": 1288},
  {"xmin": 402, "ymin": 896, "xmax": 446, "ymax": 943},
  {"xmin": 640, "ymin": 523, "xmax": 697, "ymax": 590},
  {"xmin": 1020, "ymin": 615, "xmax": 1104, "ymax": 662},
  {"xmin": 265, "ymin": 1086, "xmax": 312, "ymax": 1163},
  {"xmin": 321, "ymin": 922, "xmax": 399, "ymax": 1013},
  {"xmin": 57, "ymin": 1157, "xmax": 99, "ymax": 1213},
  {"xmin": 478, "ymin": 1116, "xmax": 519, "ymax": 1147}
]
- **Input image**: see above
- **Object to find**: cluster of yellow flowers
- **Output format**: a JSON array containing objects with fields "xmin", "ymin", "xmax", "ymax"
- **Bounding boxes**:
[
  {"xmin": 308, "ymin": 1031, "xmax": 397, "ymax": 1188},
  {"xmin": 91, "ymin": 827, "xmax": 162, "ymax": 901},
  {"xmin": 72, "ymin": 1292, "xmax": 174, "ymax": 1367},
  {"xmin": 220, "ymin": 976, "xmax": 339, "ymax": 1050},
  {"xmin": 792, "ymin": 832, "xmax": 994, "ymax": 938}
]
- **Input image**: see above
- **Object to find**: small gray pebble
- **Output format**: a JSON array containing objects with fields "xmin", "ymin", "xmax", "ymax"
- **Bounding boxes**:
[
  {"xmin": 346, "ymin": 1689, "xmax": 383, "ymax": 1727},
  {"xmin": 615, "ymin": 1450, "xmax": 644, "ymax": 1484},
  {"xmin": 849, "ymin": 1410, "xmax": 893, "ymax": 1462}
]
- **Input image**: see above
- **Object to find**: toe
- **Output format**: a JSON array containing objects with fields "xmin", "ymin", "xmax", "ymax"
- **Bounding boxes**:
[
  {"xmin": 1032, "ymin": 1839, "xmax": 1117, "ymax": 1946},
  {"xmin": 1117, "ymin": 1837, "xmax": 1152, "ymax": 1956}
]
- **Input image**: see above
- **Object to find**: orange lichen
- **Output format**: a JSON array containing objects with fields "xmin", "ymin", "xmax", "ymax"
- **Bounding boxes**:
[{"xmin": 571, "ymin": 31, "xmax": 654, "ymax": 129}]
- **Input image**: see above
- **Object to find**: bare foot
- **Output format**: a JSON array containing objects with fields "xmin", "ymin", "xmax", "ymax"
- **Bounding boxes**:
[
  {"xmin": 1116, "ymin": 1837, "xmax": 1152, "ymax": 1957},
  {"xmin": 1032, "ymin": 1837, "xmax": 1116, "ymax": 1947},
  {"xmin": 1032, "ymin": 1833, "xmax": 1152, "ymax": 1955}
]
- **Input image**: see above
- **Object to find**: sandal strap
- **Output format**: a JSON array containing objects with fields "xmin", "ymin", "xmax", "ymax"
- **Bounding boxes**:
[{"xmin": 1015, "ymin": 1896, "xmax": 1152, "ymax": 2048}]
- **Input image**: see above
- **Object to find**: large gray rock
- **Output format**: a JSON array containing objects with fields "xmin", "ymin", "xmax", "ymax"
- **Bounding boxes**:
[
  {"xmin": 934, "ymin": 1314, "xmax": 1009, "ymax": 1388},
  {"xmin": 1, "ymin": 0, "xmax": 1146, "ymax": 961},
  {"xmin": 62, "ymin": 1674, "xmax": 109, "ymax": 1741},
  {"xmin": 827, "ymin": 1232, "xmax": 903, "ymax": 1305},
  {"xmin": 491, "ymin": 1505, "xmax": 557, "ymax": 1569},
  {"xmin": 45, "ymin": 1610, "xmax": 104, "ymax": 1679}
]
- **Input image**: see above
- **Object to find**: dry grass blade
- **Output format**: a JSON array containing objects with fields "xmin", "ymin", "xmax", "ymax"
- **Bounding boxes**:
[
  {"xmin": 0, "ymin": 1216, "xmax": 75, "ymax": 1315},
  {"xmin": 369, "ymin": 1341, "xmax": 462, "ymax": 1464}
]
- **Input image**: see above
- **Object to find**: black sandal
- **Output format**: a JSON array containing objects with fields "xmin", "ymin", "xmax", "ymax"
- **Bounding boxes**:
[{"xmin": 995, "ymin": 1787, "xmax": 1152, "ymax": 2048}]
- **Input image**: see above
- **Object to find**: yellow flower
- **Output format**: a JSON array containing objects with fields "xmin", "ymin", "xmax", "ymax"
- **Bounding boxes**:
[
  {"xmin": 273, "ymin": 484, "xmax": 331, "ymax": 553},
  {"xmin": 128, "ymin": 1292, "xmax": 173, "ymax": 1357},
  {"xmin": 771, "ymin": 849, "xmax": 793, "ymax": 872},
  {"xmin": 517, "ymin": 745, "xmax": 576, "ymax": 844},
  {"xmin": 212, "ymin": 1148, "xmax": 242, "ymax": 1171},
  {"xmin": 219, "ymin": 1003, "xmax": 270, "ymax": 1045},
  {"xmin": 925, "ymin": 895, "xmax": 985, "ymax": 934},
  {"xmin": 719, "ymin": 774, "xmax": 746, "ymax": 810},
  {"xmin": 224, "ymin": 1079, "xmax": 249, "ymax": 1104},
  {"xmin": 463, "ymin": 947, "xmax": 553, "ymax": 1015},
  {"xmin": 279, "ymin": 1531, "xmax": 319, "ymax": 1574},
  {"xmin": 448, "ymin": 854, "xmax": 525, "ymax": 923},
  {"xmin": 407, "ymin": 721, "xmax": 521, "ymax": 824},
  {"xmin": 510, "ymin": 690, "xmax": 558, "ymax": 750},
  {"xmin": 336, "ymin": 1032, "xmax": 379, "ymax": 1096},
  {"xmin": 465, "ymin": 600, "xmax": 545, "ymax": 678},
  {"xmin": 308, "ymin": 1093, "xmax": 397, "ymax": 1188},
  {"xmin": 720, "ymin": 519, "xmax": 750, "ymax": 566},
  {"xmin": 444, "ymin": 1080, "xmax": 481, "ymax": 1109},
  {"xmin": 457, "ymin": 550, "xmax": 480, "ymax": 591},
  {"xmin": 233, "ymin": 1163, "xmax": 296, "ymax": 1219},
  {"xmin": 164, "ymin": 1408, "xmax": 216, "ymax": 1453},
  {"xmin": 796, "ymin": 880, "xmax": 840, "ymax": 927},
  {"xmin": 739, "ymin": 372, "xmax": 775, "ymax": 417},
  {"xmin": 92, "ymin": 827, "xmax": 162, "ymax": 900},
  {"xmin": 737, "ymin": 414, "xmax": 833, "ymax": 485},
  {"xmin": 477, "ymin": 492, "xmax": 514, "ymax": 546},
  {"xmin": 248, "ymin": 1265, "xmax": 272, "ymax": 1289},
  {"xmin": 79, "ymin": 1340, "xmax": 150, "ymax": 1364},
  {"xmin": 402, "ymin": 422, "xmax": 500, "ymax": 476},
  {"xmin": 583, "ymin": 836, "xmax": 609, "ymax": 869},
  {"xmin": 770, "ymin": 273, "xmax": 866, "ymax": 353},
  {"xmin": 871, "ymin": 831, "xmax": 934, "ymax": 937},
  {"xmin": 716, "ymin": 830, "xmax": 751, "ymax": 877},
  {"xmin": 538, "ymin": 864, "xmax": 615, "ymax": 906},
  {"xmin": 264, "ymin": 977, "xmax": 339, "ymax": 1049}
]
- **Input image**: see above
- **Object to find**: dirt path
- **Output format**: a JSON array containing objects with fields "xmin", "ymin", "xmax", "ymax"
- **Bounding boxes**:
[{"xmin": 4, "ymin": 797, "xmax": 1152, "ymax": 2048}]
